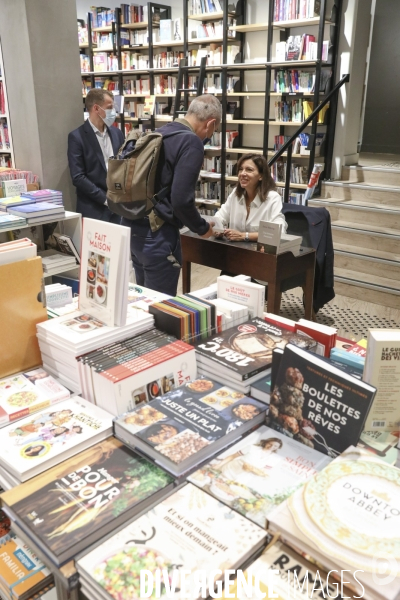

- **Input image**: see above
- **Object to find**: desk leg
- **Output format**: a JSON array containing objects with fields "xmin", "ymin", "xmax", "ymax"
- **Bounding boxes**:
[
  {"xmin": 303, "ymin": 263, "xmax": 314, "ymax": 320},
  {"xmin": 182, "ymin": 260, "xmax": 191, "ymax": 294},
  {"xmin": 267, "ymin": 280, "xmax": 281, "ymax": 315}
]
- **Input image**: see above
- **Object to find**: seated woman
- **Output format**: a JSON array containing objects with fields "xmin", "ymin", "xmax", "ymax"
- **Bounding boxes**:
[{"xmin": 214, "ymin": 153, "xmax": 287, "ymax": 241}]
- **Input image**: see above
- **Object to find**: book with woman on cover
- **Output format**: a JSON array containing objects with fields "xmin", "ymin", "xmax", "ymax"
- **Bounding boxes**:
[{"xmin": 0, "ymin": 438, "xmax": 174, "ymax": 565}]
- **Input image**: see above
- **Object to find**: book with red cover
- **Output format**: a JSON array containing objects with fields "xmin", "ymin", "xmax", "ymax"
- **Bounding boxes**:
[{"xmin": 294, "ymin": 318, "xmax": 337, "ymax": 358}]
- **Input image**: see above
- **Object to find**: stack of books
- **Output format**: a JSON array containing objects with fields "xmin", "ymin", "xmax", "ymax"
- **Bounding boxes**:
[
  {"xmin": 0, "ymin": 195, "xmax": 32, "ymax": 212},
  {"xmin": 114, "ymin": 376, "xmax": 266, "ymax": 477},
  {"xmin": 44, "ymin": 283, "xmax": 73, "ymax": 309},
  {"xmin": 20, "ymin": 189, "xmax": 63, "ymax": 206},
  {"xmin": 0, "ymin": 397, "xmax": 113, "ymax": 488},
  {"xmin": 0, "ymin": 213, "xmax": 27, "ymax": 229},
  {"xmin": 36, "ymin": 309, "xmax": 154, "ymax": 392},
  {"xmin": 77, "ymin": 329, "xmax": 197, "ymax": 413},
  {"xmin": 0, "ymin": 438, "xmax": 175, "ymax": 566},
  {"xmin": 0, "ymin": 367, "xmax": 70, "ymax": 430},
  {"xmin": 0, "ymin": 237, "xmax": 36, "ymax": 266},
  {"xmin": 39, "ymin": 250, "xmax": 77, "ymax": 275},
  {"xmin": 76, "ymin": 483, "xmax": 267, "ymax": 600},
  {"xmin": 7, "ymin": 202, "xmax": 65, "ymax": 224},
  {"xmin": 268, "ymin": 447, "xmax": 400, "ymax": 600}
]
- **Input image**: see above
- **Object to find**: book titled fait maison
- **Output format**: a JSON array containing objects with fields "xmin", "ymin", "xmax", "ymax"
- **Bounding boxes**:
[
  {"xmin": 0, "ymin": 397, "xmax": 113, "ymax": 486},
  {"xmin": 0, "ymin": 368, "xmax": 70, "ymax": 428},
  {"xmin": 0, "ymin": 438, "xmax": 174, "ymax": 566},
  {"xmin": 188, "ymin": 425, "xmax": 331, "ymax": 528},
  {"xmin": 79, "ymin": 218, "xmax": 131, "ymax": 327},
  {"xmin": 76, "ymin": 483, "xmax": 268, "ymax": 600},
  {"xmin": 114, "ymin": 377, "xmax": 266, "ymax": 476},
  {"xmin": 267, "ymin": 343, "xmax": 377, "ymax": 458}
]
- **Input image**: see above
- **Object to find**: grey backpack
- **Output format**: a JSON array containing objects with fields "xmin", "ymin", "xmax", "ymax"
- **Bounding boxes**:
[{"xmin": 106, "ymin": 128, "xmax": 195, "ymax": 221}]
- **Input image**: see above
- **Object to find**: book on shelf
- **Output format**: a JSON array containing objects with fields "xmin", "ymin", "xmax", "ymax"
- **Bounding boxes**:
[
  {"xmin": 1, "ymin": 178, "xmax": 27, "ymax": 197},
  {"xmin": 44, "ymin": 284, "xmax": 73, "ymax": 309},
  {"xmin": 0, "ymin": 368, "xmax": 70, "ymax": 429},
  {"xmin": 188, "ymin": 425, "xmax": 330, "ymax": 528},
  {"xmin": 274, "ymin": 0, "xmax": 322, "ymax": 21},
  {"xmin": 0, "ymin": 237, "xmax": 36, "ymax": 266},
  {"xmin": 52, "ymin": 232, "xmax": 80, "ymax": 264},
  {"xmin": 268, "ymin": 446, "xmax": 400, "ymax": 600},
  {"xmin": 0, "ymin": 437, "xmax": 174, "ymax": 566},
  {"xmin": 78, "ymin": 329, "xmax": 197, "ymax": 413},
  {"xmin": 114, "ymin": 376, "xmax": 266, "ymax": 476},
  {"xmin": 257, "ymin": 221, "xmax": 302, "ymax": 256},
  {"xmin": 159, "ymin": 18, "xmax": 174, "ymax": 42},
  {"xmin": 267, "ymin": 343, "xmax": 377, "ymax": 457},
  {"xmin": 7, "ymin": 202, "xmax": 64, "ymax": 218},
  {"xmin": 0, "ymin": 530, "xmax": 53, "ymax": 600},
  {"xmin": 76, "ymin": 483, "xmax": 267, "ymax": 600},
  {"xmin": 362, "ymin": 328, "xmax": 400, "ymax": 433},
  {"xmin": 0, "ymin": 397, "xmax": 113, "ymax": 485},
  {"xmin": 79, "ymin": 218, "xmax": 130, "ymax": 328}
]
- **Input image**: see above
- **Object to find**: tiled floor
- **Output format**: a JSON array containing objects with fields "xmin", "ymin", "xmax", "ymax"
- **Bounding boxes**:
[{"xmin": 179, "ymin": 264, "xmax": 400, "ymax": 341}]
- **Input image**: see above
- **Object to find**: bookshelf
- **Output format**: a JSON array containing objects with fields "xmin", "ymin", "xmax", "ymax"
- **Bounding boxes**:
[
  {"xmin": 79, "ymin": 0, "xmax": 341, "ymax": 205},
  {"xmin": 0, "ymin": 38, "xmax": 14, "ymax": 168}
]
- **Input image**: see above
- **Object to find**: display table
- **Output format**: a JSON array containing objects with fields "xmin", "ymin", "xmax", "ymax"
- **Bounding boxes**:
[{"xmin": 180, "ymin": 232, "xmax": 316, "ymax": 319}]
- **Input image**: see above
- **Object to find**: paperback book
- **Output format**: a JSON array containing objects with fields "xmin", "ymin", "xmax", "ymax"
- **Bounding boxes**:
[
  {"xmin": 0, "ymin": 368, "xmax": 70, "ymax": 428},
  {"xmin": 0, "ymin": 397, "xmax": 113, "ymax": 483},
  {"xmin": 188, "ymin": 426, "xmax": 330, "ymax": 528},
  {"xmin": 79, "ymin": 218, "xmax": 131, "ymax": 327},
  {"xmin": 76, "ymin": 483, "xmax": 267, "ymax": 600},
  {"xmin": 114, "ymin": 377, "xmax": 266, "ymax": 476},
  {"xmin": 267, "ymin": 344, "xmax": 377, "ymax": 457},
  {"xmin": 0, "ymin": 438, "xmax": 174, "ymax": 565},
  {"xmin": 217, "ymin": 275, "xmax": 265, "ymax": 319}
]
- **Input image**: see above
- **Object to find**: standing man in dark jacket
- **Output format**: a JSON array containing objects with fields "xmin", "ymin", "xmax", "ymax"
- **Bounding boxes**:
[
  {"xmin": 68, "ymin": 88, "xmax": 124, "ymax": 223},
  {"xmin": 121, "ymin": 94, "xmax": 222, "ymax": 295}
]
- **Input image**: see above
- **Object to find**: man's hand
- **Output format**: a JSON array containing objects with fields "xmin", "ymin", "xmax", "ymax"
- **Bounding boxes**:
[
  {"xmin": 199, "ymin": 221, "xmax": 215, "ymax": 238},
  {"xmin": 224, "ymin": 229, "xmax": 245, "ymax": 241}
]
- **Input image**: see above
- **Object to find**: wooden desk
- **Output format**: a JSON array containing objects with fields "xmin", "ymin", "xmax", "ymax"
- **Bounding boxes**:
[{"xmin": 180, "ymin": 232, "xmax": 316, "ymax": 319}]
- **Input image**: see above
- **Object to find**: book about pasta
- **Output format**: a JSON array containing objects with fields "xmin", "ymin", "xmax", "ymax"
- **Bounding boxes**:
[
  {"xmin": 188, "ymin": 426, "xmax": 330, "ymax": 528},
  {"xmin": 0, "ymin": 397, "xmax": 113, "ymax": 483},
  {"xmin": 0, "ymin": 438, "xmax": 174, "ymax": 565},
  {"xmin": 76, "ymin": 483, "xmax": 267, "ymax": 600},
  {"xmin": 0, "ymin": 368, "xmax": 70, "ymax": 428},
  {"xmin": 114, "ymin": 377, "xmax": 266, "ymax": 476},
  {"xmin": 79, "ymin": 218, "xmax": 131, "ymax": 327},
  {"xmin": 267, "ymin": 344, "xmax": 376, "ymax": 458},
  {"xmin": 195, "ymin": 318, "xmax": 318, "ymax": 383}
]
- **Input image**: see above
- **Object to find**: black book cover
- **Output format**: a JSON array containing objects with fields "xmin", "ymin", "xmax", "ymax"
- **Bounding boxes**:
[{"xmin": 266, "ymin": 343, "xmax": 376, "ymax": 457}]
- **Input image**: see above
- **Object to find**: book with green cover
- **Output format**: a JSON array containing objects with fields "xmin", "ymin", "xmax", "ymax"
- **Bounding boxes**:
[{"xmin": 0, "ymin": 438, "xmax": 174, "ymax": 566}]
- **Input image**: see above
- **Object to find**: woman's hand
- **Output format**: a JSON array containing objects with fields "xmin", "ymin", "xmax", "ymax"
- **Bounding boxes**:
[{"xmin": 223, "ymin": 229, "xmax": 245, "ymax": 241}]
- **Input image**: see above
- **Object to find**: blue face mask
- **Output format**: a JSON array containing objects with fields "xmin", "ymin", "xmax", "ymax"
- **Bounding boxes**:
[{"xmin": 100, "ymin": 107, "xmax": 117, "ymax": 127}]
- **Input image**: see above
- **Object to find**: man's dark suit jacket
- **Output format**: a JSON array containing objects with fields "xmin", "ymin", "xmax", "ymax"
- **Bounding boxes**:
[{"xmin": 68, "ymin": 119, "xmax": 124, "ymax": 221}]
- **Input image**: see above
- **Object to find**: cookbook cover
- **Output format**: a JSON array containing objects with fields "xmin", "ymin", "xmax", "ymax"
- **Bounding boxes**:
[
  {"xmin": 267, "ymin": 344, "xmax": 376, "ymax": 457},
  {"xmin": 0, "ymin": 368, "xmax": 70, "ymax": 426},
  {"xmin": 0, "ymin": 397, "xmax": 113, "ymax": 479},
  {"xmin": 189, "ymin": 426, "xmax": 330, "ymax": 527},
  {"xmin": 5, "ymin": 438, "xmax": 173, "ymax": 564},
  {"xmin": 77, "ymin": 483, "xmax": 267, "ymax": 600},
  {"xmin": 195, "ymin": 319, "xmax": 318, "ymax": 381},
  {"xmin": 115, "ymin": 378, "xmax": 266, "ymax": 467}
]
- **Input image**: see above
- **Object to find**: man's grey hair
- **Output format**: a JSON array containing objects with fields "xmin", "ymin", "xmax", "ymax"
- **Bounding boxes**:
[{"xmin": 187, "ymin": 94, "xmax": 222, "ymax": 123}]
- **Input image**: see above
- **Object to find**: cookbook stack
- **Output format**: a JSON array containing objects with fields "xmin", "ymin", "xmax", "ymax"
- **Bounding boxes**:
[
  {"xmin": 20, "ymin": 189, "xmax": 63, "ymax": 205},
  {"xmin": 77, "ymin": 328, "xmax": 197, "ymax": 414},
  {"xmin": 36, "ymin": 308, "xmax": 154, "ymax": 393}
]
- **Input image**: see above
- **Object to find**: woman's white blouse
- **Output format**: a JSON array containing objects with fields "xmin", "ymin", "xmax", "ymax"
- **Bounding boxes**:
[{"xmin": 214, "ymin": 190, "xmax": 288, "ymax": 234}]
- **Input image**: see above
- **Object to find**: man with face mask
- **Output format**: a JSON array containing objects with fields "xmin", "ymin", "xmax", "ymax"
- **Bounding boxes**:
[
  {"xmin": 68, "ymin": 89, "xmax": 124, "ymax": 222},
  {"xmin": 121, "ymin": 94, "xmax": 222, "ymax": 296}
]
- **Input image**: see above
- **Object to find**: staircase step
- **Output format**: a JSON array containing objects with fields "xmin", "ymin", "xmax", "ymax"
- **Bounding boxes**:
[
  {"xmin": 321, "ymin": 205, "xmax": 400, "ymax": 231},
  {"xmin": 335, "ymin": 252, "xmax": 400, "ymax": 282},
  {"xmin": 332, "ymin": 226, "xmax": 400, "ymax": 255},
  {"xmin": 331, "ymin": 219, "xmax": 400, "ymax": 236},
  {"xmin": 311, "ymin": 197, "xmax": 400, "ymax": 212},
  {"xmin": 334, "ymin": 267, "xmax": 400, "ymax": 293},
  {"xmin": 321, "ymin": 181, "xmax": 400, "ymax": 205},
  {"xmin": 342, "ymin": 165, "xmax": 400, "ymax": 187},
  {"xmin": 333, "ymin": 280, "xmax": 400, "ymax": 309},
  {"xmin": 334, "ymin": 243, "xmax": 400, "ymax": 264}
]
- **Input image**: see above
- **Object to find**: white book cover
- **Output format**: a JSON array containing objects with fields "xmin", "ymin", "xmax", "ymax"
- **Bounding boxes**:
[
  {"xmin": 363, "ymin": 329, "xmax": 400, "ymax": 433},
  {"xmin": 1, "ymin": 178, "xmax": 27, "ymax": 196},
  {"xmin": 257, "ymin": 220, "xmax": 282, "ymax": 252},
  {"xmin": 77, "ymin": 483, "xmax": 267, "ymax": 600},
  {"xmin": 159, "ymin": 19, "xmax": 173, "ymax": 42},
  {"xmin": 0, "ymin": 368, "xmax": 70, "ymax": 427},
  {"xmin": 79, "ymin": 218, "xmax": 130, "ymax": 327},
  {"xmin": 217, "ymin": 275, "xmax": 265, "ymax": 318},
  {"xmin": 127, "ymin": 283, "xmax": 171, "ymax": 313},
  {"xmin": 0, "ymin": 243, "xmax": 36, "ymax": 266},
  {"xmin": 0, "ymin": 397, "xmax": 113, "ymax": 480},
  {"xmin": 189, "ymin": 426, "xmax": 330, "ymax": 527}
]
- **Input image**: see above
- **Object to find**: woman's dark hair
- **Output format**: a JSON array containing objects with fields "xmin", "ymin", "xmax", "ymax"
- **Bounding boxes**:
[
  {"xmin": 259, "ymin": 437, "xmax": 283, "ymax": 450},
  {"xmin": 234, "ymin": 154, "xmax": 276, "ymax": 202},
  {"xmin": 51, "ymin": 427, "xmax": 68, "ymax": 437},
  {"xmin": 25, "ymin": 445, "xmax": 46, "ymax": 457}
]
